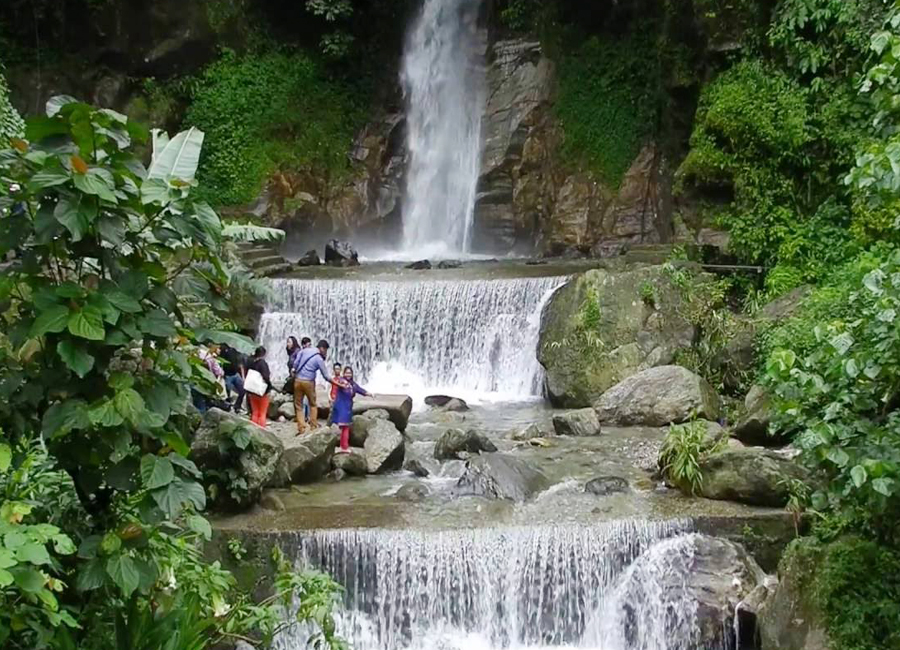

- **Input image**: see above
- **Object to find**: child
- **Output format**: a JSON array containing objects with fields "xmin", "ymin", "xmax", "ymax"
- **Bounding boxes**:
[
  {"xmin": 328, "ymin": 362, "xmax": 342, "ymax": 425},
  {"xmin": 330, "ymin": 366, "xmax": 370, "ymax": 453}
]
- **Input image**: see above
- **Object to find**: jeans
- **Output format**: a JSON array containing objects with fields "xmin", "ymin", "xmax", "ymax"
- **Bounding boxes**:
[{"xmin": 224, "ymin": 374, "xmax": 245, "ymax": 412}]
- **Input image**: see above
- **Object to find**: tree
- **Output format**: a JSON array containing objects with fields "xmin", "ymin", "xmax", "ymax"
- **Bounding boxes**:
[{"xmin": 0, "ymin": 97, "xmax": 340, "ymax": 648}]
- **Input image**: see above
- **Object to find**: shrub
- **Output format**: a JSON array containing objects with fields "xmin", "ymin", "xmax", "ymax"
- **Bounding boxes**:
[
  {"xmin": 184, "ymin": 47, "xmax": 366, "ymax": 205},
  {"xmin": 659, "ymin": 419, "xmax": 725, "ymax": 494}
]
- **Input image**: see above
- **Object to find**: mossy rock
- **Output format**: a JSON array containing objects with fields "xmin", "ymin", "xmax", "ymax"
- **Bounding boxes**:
[{"xmin": 537, "ymin": 265, "xmax": 709, "ymax": 407}]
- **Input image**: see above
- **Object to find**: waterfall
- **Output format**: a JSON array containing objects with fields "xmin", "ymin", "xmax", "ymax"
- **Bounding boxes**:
[
  {"xmin": 258, "ymin": 276, "xmax": 565, "ymax": 403},
  {"xmin": 273, "ymin": 521, "xmax": 707, "ymax": 650},
  {"xmin": 400, "ymin": 0, "xmax": 486, "ymax": 255}
]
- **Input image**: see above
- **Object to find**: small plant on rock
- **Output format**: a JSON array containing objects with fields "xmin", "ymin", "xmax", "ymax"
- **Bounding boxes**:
[{"xmin": 659, "ymin": 419, "xmax": 726, "ymax": 495}]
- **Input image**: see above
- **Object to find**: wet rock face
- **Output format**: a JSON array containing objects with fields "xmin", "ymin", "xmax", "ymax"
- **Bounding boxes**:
[
  {"xmin": 434, "ymin": 428, "xmax": 498, "ymax": 461},
  {"xmin": 270, "ymin": 428, "xmax": 338, "ymax": 486},
  {"xmin": 539, "ymin": 268, "xmax": 704, "ymax": 407},
  {"xmin": 453, "ymin": 453, "xmax": 550, "ymax": 501},
  {"xmin": 363, "ymin": 419, "xmax": 405, "ymax": 474},
  {"xmin": 698, "ymin": 448, "xmax": 808, "ymax": 507},
  {"xmin": 324, "ymin": 239, "xmax": 360, "ymax": 267},
  {"xmin": 552, "ymin": 408, "xmax": 602, "ymax": 437},
  {"xmin": 585, "ymin": 476, "xmax": 629, "ymax": 496}
]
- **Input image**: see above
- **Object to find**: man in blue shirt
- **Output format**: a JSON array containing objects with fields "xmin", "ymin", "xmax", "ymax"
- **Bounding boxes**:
[{"xmin": 292, "ymin": 339, "xmax": 333, "ymax": 433}]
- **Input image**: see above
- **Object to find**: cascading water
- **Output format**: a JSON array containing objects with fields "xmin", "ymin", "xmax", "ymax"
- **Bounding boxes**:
[
  {"xmin": 400, "ymin": 0, "xmax": 486, "ymax": 255},
  {"xmin": 257, "ymin": 276, "xmax": 564, "ymax": 402},
  {"xmin": 273, "ymin": 521, "xmax": 714, "ymax": 650}
]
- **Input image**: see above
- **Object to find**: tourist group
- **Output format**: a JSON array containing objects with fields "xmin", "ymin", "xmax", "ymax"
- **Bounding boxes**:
[{"xmin": 192, "ymin": 336, "xmax": 371, "ymax": 454}]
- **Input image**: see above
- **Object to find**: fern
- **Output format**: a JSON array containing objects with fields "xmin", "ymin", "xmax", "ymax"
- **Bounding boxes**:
[{"xmin": 222, "ymin": 223, "xmax": 285, "ymax": 243}]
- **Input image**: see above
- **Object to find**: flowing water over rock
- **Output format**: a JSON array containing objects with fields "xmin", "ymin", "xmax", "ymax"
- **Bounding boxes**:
[
  {"xmin": 400, "ymin": 0, "xmax": 486, "ymax": 255},
  {"xmin": 258, "ymin": 276, "xmax": 565, "ymax": 402},
  {"xmin": 273, "ymin": 520, "xmax": 716, "ymax": 650}
]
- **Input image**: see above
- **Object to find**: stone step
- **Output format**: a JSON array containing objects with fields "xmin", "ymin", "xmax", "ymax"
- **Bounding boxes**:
[
  {"xmin": 248, "ymin": 254, "xmax": 288, "ymax": 269},
  {"xmin": 252, "ymin": 261, "xmax": 293, "ymax": 277},
  {"xmin": 242, "ymin": 247, "xmax": 282, "ymax": 262}
]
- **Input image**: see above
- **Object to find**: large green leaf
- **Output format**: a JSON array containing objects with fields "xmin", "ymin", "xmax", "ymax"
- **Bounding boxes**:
[
  {"xmin": 54, "ymin": 195, "xmax": 97, "ymax": 242},
  {"xmin": 139, "ymin": 309, "xmax": 176, "ymax": 338},
  {"xmin": 11, "ymin": 567, "xmax": 45, "ymax": 593},
  {"xmin": 222, "ymin": 223, "xmax": 285, "ymax": 243},
  {"xmin": 57, "ymin": 340, "xmax": 95, "ymax": 378},
  {"xmin": 73, "ymin": 168, "xmax": 117, "ymax": 203},
  {"xmin": 88, "ymin": 399, "xmax": 124, "ymax": 427},
  {"xmin": 151, "ymin": 478, "xmax": 206, "ymax": 519},
  {"xmin": 75, "ymin": 558, "xmax": 106, "ymax": 592},
  {"xmin": 28, "ymin": 169, "xmax": 71, "ymax": 191},
  {"xmin": 113, "ymin": 388, "xmax": 146, "ymax": 425},
  {"xmin": 16, "ymin": 542, "xmax": 51, "ymax": 566},
  {"xmin": 147, "ymin": 127, "xmax": 204, "ymax": 184},
  {"xmin": 42, "ymin": 399, "xmax": 90, "ymax": 438},
  {"xmin": 140, "ymin": 455, "xmax": 174, "ymax": 490},
  {"xmin": 106, "ymin": 554, "xmax": 140, "ymax": 597},
  {"xmin": 0, "ymin": 444, "xmax": 10, "ymax": 473},
  {"xmin": 45, "ymin": 95, "xmax": 79, "ymax": 117},
  {"xmin": 194, "ymin": 328, "xmax": 256, "ymax": 355},
  {"xmin": 30, "ymin": 305, "xmax": 70, "ymax": 337},
  {"xmin": 106, "ymin": 290, "xmax": 142, "ymax": 314},
  {"xmin": 68, "ymin": 307, "xmax": 106, "ymax": 341}
]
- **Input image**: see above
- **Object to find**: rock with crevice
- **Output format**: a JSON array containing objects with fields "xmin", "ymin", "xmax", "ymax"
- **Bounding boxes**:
[
  {"xmin": 331, "ymin": 448, "xmax": 368, "ymax": 477},
  {"xmin": 350, "ymin": 409, "xmax": 390, "ymax": 447},
  {"xmin": 538, "ymin": 267, "xmax": 707, "ymax": 407},
  {"xmin": 324, "ymin": 239, "xmax": 359, "ymax": 267},
  {"xmin": 363, "ymin": 419, "xmax": 405, "ymax": 474},
  {"xmin": 353, "ymin": 394, "xmax": 413, "ymax": 433},
  {"xmin": 733, "ymin": 385, "xmax": 791, "ymax": 447},
  {"xmin": 552, "ymin": 408, "xmax": 602, "ymax": 436},
  {"xmin": 453, "ymin": 453, "xmax": 550, "ymax": 501},
  {"xmin": 434, "ymin": 428, "xmax": 498, "ymax": 461},
  {"xmin": 594, "ymin": 365, "xmax": 721, "ymax": 426},
  {"xmin": 296, "ymin": 249, "xmax": 320, "ymax": 267},
  {"xmin": 697, "ymin": 447, "xmax": 808, "ymax": 507},
  {"xmin": 191, "ymin": 408, "xmax": 284, "ymax": 510},
  {"xmin": 269, "ymin": 428, "xmax": 337, "ymax": 487}
]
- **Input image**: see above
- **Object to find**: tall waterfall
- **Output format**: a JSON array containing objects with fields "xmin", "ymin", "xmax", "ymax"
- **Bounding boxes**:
[
  {"xmin": 400, "ymin": 0, "xmax": 486, "ymax": 255},
  {"xmin": 273, "ymin": 521, "xmax": 713, "ymax": 650},
  {"xmin": 258, "ymin": 276, "xmax": 564, "ymax": 402}
]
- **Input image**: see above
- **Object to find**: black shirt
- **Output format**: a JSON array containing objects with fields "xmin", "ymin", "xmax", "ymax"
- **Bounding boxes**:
[
  {"xmin": 248, "ymin": 357, "xmax": 272, "ymax": 393},
  {"xmin": 220, "ymin": 346, "xmax": 245, "ymax": 377}
]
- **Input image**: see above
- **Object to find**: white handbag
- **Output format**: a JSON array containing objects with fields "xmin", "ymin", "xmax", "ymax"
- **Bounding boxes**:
[{"xmin": 243, "ymin": 369, "xmax": 267, "ymax": 396}]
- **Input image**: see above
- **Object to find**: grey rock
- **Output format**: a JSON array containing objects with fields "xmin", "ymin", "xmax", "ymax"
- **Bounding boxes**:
[
  {"xmin": 349, "ymin": 409, "xmax": 389, "ymax": 446},
  {"xmin": 405, "ymin": 259, "xmax": 432, "ymax": 270},
  {"xmin": 552, "ymin": 408, "xmax": 602, "ymax": 437},
  {"xmin": 424, "ymin": 395, "xmax": 470, "ymax": 411},
  {"xmin": 434, "ymin": 428, "xmax": 498, "ymax": 461},
  {"xmin": 277, "ymin": 400, "xmax": 296, "ymax": 420},
  {"xmin": 332, "ymin": 448, "xmax": 368, "ymax": 476},
  {"xmin": 324, "ymin": 239, "xmax": 359, "ymax": 267},
  {"xmin": 395, "ymin": 483, "xmax": 430, "ymax": 502},
  {"xmin": 594, "ymin": 365, "xmax": 721, "ymax": 426},
  {"xmin": 698, "ymin": 448, "xmax": 808, "ymax": 507},
  {"xmin": 733, "ymin": 386, "xmax": 790, "ymax": 446},
  {"xmin": 353, "ymin": 394, "xmax": 412, "ymax": 432},
  {"xmin": 191, "ymin": 408, "xmax": 283, "ymax": 510},
  {"xmin": 363, "ymin": 419, "xmax": 405, "ymax": 474},
  {"xmin": 328, "ymin": 468, "xmax": 347, "ymax": 482},
  {"xmin": 453, "ymin": 453, "xmax": 550, "ymax": 501},
  {"xmin": 266, "ymin": 391, "xmax": 291, "ymax": 419},
  {"xmin": 297, "ymin": 249, "xmax": 320, "ymax": 267},
  {"xmin": 270, "ymin": 428, "xmax": 337, "ymax": 486},
  {"xmin": 403, "ymin": 458, "xmax": 431, "ymax": 477},
  {"xmin": 585, "ymin": 476, "xmax": 629, "ymax": 496},
  {"xmin": 437, "ymin": 260, "xmax": 462, "ymax": 269},
  {"xmin": 511, "ymin": 423, "xmax": 553, "ymax": 441},
  {"xmin": 259, "ymin": 491, "xmax": 285, "ymax": 512}
]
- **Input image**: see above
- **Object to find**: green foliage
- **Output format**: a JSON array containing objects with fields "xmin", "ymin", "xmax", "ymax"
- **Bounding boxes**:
[
  {"xmin": 183, "ymin": 47, "xmax": 365, "ymax": 205},
  {"xmin": 500, "ymin": 0, "xmax": 543, "ymax": 31},
  {"xmin": 765, "ymin": 249, "xmax": 900, "ymax": 542},
  {"xmin": 0, "ymin": 65, "xmax": 24, "ymax": 142},
  {"xmin": 556, "ymin": 33, "xmax": 661, "ymax": 186},
  {"xmin": 659, "ymin": 419, "xmax": 725, "ymax": 494},
  {"xmin": 0, "ymin": 98, "xmax": 343, "ymax": 649},
  {"xmin": 789, "ymin": 536, "xmax": 900, "ymax": 650}
]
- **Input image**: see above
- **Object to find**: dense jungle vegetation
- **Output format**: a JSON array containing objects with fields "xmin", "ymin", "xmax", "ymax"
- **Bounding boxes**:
[{"xmin": 2, "ymin": 0, "xmax": 900, "ymax": 648}]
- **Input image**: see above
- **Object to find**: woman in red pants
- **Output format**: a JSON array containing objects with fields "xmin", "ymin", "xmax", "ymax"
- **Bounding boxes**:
[
  {"xmin": 246, "ymin": 346, "xmax": 273, "ymax": 428},
  {"xmin": 330, "ymin": 366, "xmax": 371, "ymax": 453}
]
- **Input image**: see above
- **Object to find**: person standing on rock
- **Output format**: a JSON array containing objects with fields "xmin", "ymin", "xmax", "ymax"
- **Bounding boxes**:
[
  {"xmin": 247, "ymin": 346, "xmax": 273, "ymax": 428},
  {"xmin": 292, "ymin": 339, "xmax": 333, "ymax": 434},
  {"xmin": 220, "ymin": 342, "xmax": 246, "ymax": 414},
  {"xmin": 327, "ymin": 362, "xmax": 342, "ymax": 425},
  {"xmin": 299, "ymin": 337, "xmax": 312, "ymax": 421},
  {"xmin": 330, "ymin": 366, "xmax": 370, "ymax": 453}
]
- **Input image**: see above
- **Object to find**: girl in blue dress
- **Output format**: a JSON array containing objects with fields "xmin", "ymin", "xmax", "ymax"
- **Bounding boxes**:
[{"xmin": 331, "ymin": 366, "xmax": 371, "ymax": 453}]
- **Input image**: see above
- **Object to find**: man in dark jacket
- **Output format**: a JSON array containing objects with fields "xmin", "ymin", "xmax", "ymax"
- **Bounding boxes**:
[{"xmin": 220, "ymin": 343, "xmax": 246, "ymax": 414}]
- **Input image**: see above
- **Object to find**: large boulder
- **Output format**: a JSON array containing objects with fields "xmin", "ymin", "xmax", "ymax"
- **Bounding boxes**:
[
  {"xmin": 698, "ymin": 448, "xmax": 808, "ymax": 507},
  {"xmin": 191, "ymin": 408, "xmax": 283, "ymax": 509},
  {"xmin": 331, "ymin": 449, "xmax": 368, "ymax": 477},
  {"xmin": 433, "ymin": 429, "xmax": 498, "ymax": 461},
  {"xmin": 266, "ymin": 392, "xmax": 292, "ymax": 420},
  {"xmin": 511, "ymin": 423, "xmax": 554, "ymax": 441},
  {"xmin": 269, "ymin": 428, "xmax": 337, "ymax": 486},
  {"xmin": 349, "ymin": 409, "xmax": 390, "ymax": 447},
  {"xmin": 594, "ymin": 365, "xmax": 720, "ymax": 426},
  {"xmin": 538, "ymin": 267, "xmax": 706, "ymax": 407},
  {"xmin": 453, "ymin": 453, "xmax": 550, "ymax": 501},
  {"xmin": 324, "ymin": 239, "xmax": 360, "ymax": 267},
  {"xmin": 354, "ymin": 394, "xmax": 413, "ymax": 432},
  {"xmin": 733, "ymin": 386, "xmax": 791, "ymax": 447},
  {"xmin": 363, "ymin": 419, "xmax": 405, "ymax": 474},
  {"xmin": 296, "ymin": 249, "xmax": 320, "ymax": 267},
  {"xmin": 552, "ymin": 408, "xmax": 601, "ymax": 437},
  {"xmin": 715, "ymin": 286, "xmax": 811, "ymax": 391},
  {"xmin": 604, "ymin": 534, "xmax": 766, "ymax": 650}
]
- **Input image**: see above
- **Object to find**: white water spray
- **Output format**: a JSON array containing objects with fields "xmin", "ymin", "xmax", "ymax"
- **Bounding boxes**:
[
  {"xmin": 400, "ymin": 0, "xmax": 486, "ymax": 255},
  {"xmin": 258, "ymin": 276, "xmax": 564, "ymax": 403},
  {"xmin": 273, "ymin": 521, "xmax": 698, "ymax": 650}
]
